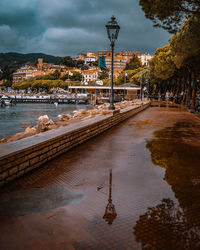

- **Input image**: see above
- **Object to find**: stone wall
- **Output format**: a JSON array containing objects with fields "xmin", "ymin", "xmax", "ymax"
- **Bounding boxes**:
[{"xmin": 0, "ymin": 103, "xmax": 149, "ymax": 187}]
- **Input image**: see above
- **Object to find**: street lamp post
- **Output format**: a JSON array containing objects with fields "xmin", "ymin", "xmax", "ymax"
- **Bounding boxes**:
[
  {"xmin": 147, "ymin": 69, "xmax": 151, "ymax": 100},
  {"xmin": 105, "ymin": 16, "xmax": 120, "ymax": 110},
  {"xmin": 140, "ymin": 72, "xmax": 144, "ymax": 101}
]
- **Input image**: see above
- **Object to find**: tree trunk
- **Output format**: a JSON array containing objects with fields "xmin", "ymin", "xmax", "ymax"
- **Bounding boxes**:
[
  {"xmin": 185, "ymin": 73, "xmax": 192, "ymax": 107},
  {"xmin": 191, "ymin": 72, "xmax": 197, "ymax": 110}
]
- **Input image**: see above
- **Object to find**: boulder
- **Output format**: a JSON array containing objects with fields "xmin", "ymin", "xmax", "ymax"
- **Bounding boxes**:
[
  {"xmin": 25, "ymin": 126, "xmax": 37, "ymax": 134},
  {"xmin": 38, "ymin": 115, "xmax": 50, "ymax": 124},
  {"xmin": 58, "ymin": 114, "xmax": 73, "ymax": 121}
]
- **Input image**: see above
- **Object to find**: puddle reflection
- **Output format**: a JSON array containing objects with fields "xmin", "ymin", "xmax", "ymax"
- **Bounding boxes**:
[
  {"xmin": 103, "ymin": 169, "xmax": 117, "ymax": 225},
  {"xmin": 134, "ymin": 121, "xmax": 200, "ymax": 249}
]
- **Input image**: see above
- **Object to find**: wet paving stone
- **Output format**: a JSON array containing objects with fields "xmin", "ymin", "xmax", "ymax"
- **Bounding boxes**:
[{"xmin": 0, "ymin": 106, "xmax": 200, "ymax": 249}]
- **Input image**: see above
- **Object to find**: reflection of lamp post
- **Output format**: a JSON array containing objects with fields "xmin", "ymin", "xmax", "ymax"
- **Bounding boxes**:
[
  {"xmin": 105, "ymin": 16, "xmax": 120, "ymax": 110},
  {"xmin": 103, "ymin": 169, "xmax": 117, "ymax": 225}
]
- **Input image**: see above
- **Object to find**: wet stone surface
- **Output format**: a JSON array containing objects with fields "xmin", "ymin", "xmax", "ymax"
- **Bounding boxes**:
[{"xmin": 0, "ymin": 106, "xmax": 200, "ymax": 249}]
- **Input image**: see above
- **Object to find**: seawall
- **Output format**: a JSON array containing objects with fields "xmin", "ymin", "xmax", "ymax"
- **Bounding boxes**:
[{"xmin": 0, "ymin": 103, "xmax": 150, "ymax": 187}]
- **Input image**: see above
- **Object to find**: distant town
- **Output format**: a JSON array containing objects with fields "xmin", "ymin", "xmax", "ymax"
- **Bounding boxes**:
[{"xmin": 0, "ymin": 51, "xmax": 152, "ymax": 87}]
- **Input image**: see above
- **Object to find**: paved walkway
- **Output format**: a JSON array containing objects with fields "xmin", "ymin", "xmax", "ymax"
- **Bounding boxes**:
[{"xmin": 0, "ymin": 106, "xmax": 200, "ymax": 249}]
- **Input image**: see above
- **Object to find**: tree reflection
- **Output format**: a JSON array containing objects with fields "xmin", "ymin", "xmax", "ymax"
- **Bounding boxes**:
[
  {"xmin": 134, "ymin": 198, "xmax": 200, "ymax": 249},
  {"xmin": 134, "ymin": 122, "xmax": 200, "ymax": 249}
]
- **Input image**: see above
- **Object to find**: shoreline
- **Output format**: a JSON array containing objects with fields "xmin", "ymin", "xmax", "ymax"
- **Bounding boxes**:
[{"xmin": 0, "ymin": 99, "xmax": 147, "ymax": 145}]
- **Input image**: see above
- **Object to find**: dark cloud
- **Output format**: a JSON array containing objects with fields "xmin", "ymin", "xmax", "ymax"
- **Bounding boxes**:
[{"xmin": 0, "ymin": 0, "xmax": 171, "ymax": 56}]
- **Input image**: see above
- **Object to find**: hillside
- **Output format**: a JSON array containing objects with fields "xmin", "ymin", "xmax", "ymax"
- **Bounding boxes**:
[
  {"xmin": 0, "ymin": 52, "xmax": 62, "ymax": 85},
  {"xmin": 0, "ymin": 52, "xmax": 61, "ymax": 69}
]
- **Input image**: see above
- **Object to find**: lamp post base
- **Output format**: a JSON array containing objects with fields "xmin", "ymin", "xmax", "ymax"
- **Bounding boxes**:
[{"xmin": 109, "ymin": 103, "xmax": 115, "ymax": 110}]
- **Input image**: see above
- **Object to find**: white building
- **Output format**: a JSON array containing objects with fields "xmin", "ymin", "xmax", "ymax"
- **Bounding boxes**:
[
  {"xmin": 138, "ymin": 54, "xmax": 153, "ymax": 66},
  {"xmin": 82, "ymin": 69, "xmax": 100, "ymax": 82},
  {"xmin": 84, "ymin": 52, "xmax": 98, "ymax": 64}
]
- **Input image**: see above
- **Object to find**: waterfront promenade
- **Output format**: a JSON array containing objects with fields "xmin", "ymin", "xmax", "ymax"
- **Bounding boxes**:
[{"xmin": 0, "ymin": 106, "xmax": 200, "ymax": 249}]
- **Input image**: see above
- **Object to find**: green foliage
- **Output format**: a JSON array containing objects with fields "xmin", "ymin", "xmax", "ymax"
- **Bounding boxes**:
[
  {"xmin": 117, "ymin": 68, "xmax": 147, "ymax": 85},
  {"xmin": 98, "ymin": 71, "xmax": 109, "ymax": 80},
  {"xmin": 125, "ymin": 55, "xmax": 142, "ymax": 70},
  {"xmin": 12, "ymin": 79, "xmax": 77, "ymax": 90},
  {"xmin": 61, "ymin": 57, "xmax": 84, "ymax": 69},
  {"xmin": 139, "ymin": 0, "xmax": 200, "ymax": 33},
  {"xmin": 170, "ymin": 15, "xmax": 200, "ymax": 70},
  {"xmin": 150, "ymin": 45, "xmax": 176, "ymax": 82},
  {"xmin": 102, "ymin": 78, "xmax": 118, "ymax": 86}
]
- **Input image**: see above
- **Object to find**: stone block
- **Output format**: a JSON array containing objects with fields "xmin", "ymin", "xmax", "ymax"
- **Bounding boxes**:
[
  {"xmin": 0, "ymin": 162, "xmax": 12, "ymax": 173},
  {"xmin": 18, "ymin": 161, "xmax": 29, "ymax": 171},
  {"xmin": 0, "ymin": 171, "xmax": 9, "ymax": 180},
  {"xmin": 9, "ymin": 166, "xmax": 18, "ymax": 176},
  {"xmin": 0, "ymin": 156, "xmax": 15, "ymax": 166},
  {"xmin": 17, "ymin": 170, "xmax": 25, "ymax": 178},
  {"xmin": 6, "ymin": 174, "xmax": 17, "ymax": 183},
  {"xmin": 30, "ymin": 156, "xmax": 40, "ymax": 165}
]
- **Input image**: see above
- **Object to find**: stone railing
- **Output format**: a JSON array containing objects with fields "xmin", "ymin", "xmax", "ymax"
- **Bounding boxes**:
[{"xmin": 0, "ymin": 103, "xmax": 150, "ymax": 187}]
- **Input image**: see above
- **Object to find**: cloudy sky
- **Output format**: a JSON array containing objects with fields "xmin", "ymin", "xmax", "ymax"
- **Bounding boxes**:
[{"xmin": 0, "ymin": 0, "xmax": 171, "ymax": 56}]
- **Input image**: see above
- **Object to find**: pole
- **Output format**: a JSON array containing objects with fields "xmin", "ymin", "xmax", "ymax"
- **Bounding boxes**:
[
  {"xmin": 109, "ymin": 42, "xmax": 115, "ymax": 110},
  {"xmin": 109, "ymin": 169, "xmax": 112, "ymax": 203},
  {"xmin": 140, "ymin": 76, "xmax": 142, "ymax": 100}
]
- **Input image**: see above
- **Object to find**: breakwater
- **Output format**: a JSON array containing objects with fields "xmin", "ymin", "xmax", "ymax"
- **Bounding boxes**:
[{"xmin": 0, "ymin": 103, "xmax": 150, "ymax": 187}]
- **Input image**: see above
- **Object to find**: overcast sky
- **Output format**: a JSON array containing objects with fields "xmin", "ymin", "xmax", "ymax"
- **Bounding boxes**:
[{"xmin": 0, "ymin": 0, "xmax": 171, "ymax": 57}]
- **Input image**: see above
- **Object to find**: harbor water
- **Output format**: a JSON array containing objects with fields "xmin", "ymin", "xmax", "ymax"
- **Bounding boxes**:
[{"xmin": 0, "ymin": 103, "xmax": 92, "ymax": 139}]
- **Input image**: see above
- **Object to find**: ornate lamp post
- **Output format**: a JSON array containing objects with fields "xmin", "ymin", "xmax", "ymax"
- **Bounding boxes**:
[{"xmin": 105, "ymin": 16, "xmax": 120, "ymax": 110}]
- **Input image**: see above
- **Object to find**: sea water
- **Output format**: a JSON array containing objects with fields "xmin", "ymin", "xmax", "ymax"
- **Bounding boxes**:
[{"xmin": 0, "ymin": 103, "xmax": 92, "ymax": 139}]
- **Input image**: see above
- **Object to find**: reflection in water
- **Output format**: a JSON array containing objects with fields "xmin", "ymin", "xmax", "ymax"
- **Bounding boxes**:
[
  {"xmin": 134, "ymin": 198, "xmax": 200, "ymax": 249},
  {"xmin": 103, "ymin": 169, "xmax": 117, "ymax": 225},
  {"xmin": 134, "ymin": 121, "xmax": 200, "ymax": 249}
]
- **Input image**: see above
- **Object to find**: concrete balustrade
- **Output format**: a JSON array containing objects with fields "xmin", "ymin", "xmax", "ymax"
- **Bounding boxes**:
[{"xmin": 0, "ymin": 103, "xmax": 150, "ymax": 187}]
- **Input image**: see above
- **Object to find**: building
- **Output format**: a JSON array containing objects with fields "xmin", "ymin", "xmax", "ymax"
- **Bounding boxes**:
[
  {"xmin": 138, "ymin": 54, "xmax": 153, "ymax": 66},
  {"xmin": 84, "ymin": 52, "xmax": 98, "ymax": 64},
  {"xmin": 13, "ymin": 58, "xmax": 71, "ymax": 83},
  {"xmin": 12, "ymin": 65, "xmax": 38, "ymax": 83},
  {"xmin": 117, "ymin": 51, "xmax": 141, "ymax": 63},
  {"xmin": 73, "ymin": 53, "xmax": 86, "ymax": 61},
  {"xmin": 82, "ymin": 68, "xmax": 100, "ymax": 82},
  {"xmin": 68, "ymin": 85, "xmax": 140, "ymax": 100},
  {"xmin": 105, "ymin": 54, "xmax": 127, "ymax": 69}
]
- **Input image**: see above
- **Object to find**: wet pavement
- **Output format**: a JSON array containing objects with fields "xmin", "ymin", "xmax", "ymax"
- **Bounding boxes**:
[{"xmin": 0, "ymin": 106, "xmax": 200, "ymax": 249}]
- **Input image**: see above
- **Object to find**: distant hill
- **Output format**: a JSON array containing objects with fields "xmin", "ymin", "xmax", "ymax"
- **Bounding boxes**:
[
  {"xmin": 0, "ymin": 52, "xmax": 62, "ymax": 69},
  {"xmin": 0, "ymin": 52, "xmax": 62, "ymax": 84}
]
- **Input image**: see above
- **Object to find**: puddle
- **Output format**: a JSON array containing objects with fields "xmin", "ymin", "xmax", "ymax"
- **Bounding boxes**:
[
  {"xmin": 0, "ymin": 185, "xmax": 83, "ymax": 216},
  {"xmin": 133, "ymin": 121, "xmax": 200, "ymax": 249}
]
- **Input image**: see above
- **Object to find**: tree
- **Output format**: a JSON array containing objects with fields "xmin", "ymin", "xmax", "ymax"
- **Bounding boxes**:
[
  {"xmin": 61, "ymin": 56, "xmax": 76, "ymax": 67},
  {"xmin": 125, "ymin": 55, "xmax": 142, "ymax": 70},
  {"xmin": 139, "ymin": 0, "xmax": 200, "ymax": 33},
  {"xmin": 169, "ymin": 15, "xmax": 200, "ymax": 108},
  {"xmin": 98, "ymin": 71, "xmax": 109, "ymax": 80}
]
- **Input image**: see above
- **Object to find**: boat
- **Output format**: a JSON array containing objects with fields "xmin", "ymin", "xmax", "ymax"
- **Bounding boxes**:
[{"xmin": 0, "ymin": 98, "xmax": 16, "ymax": 107}]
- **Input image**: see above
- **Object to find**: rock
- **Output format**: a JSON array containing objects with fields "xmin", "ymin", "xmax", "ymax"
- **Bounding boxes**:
[
  {"xmin": 89, "ymin": 109, "xmax": 99, "ymax": 116},
  {"xmin": 25, "ymin": 126, "xmax": 37, "ymax": 134},
  {"xmin": 58, "ymin": 114, "xmax": 73, "ymax": 121},
  {"xmin": 38, "ymin": 115, "xmax": 54, "ymax": 126},
  {"xmin": 38, "ymin": 115, "xmax": 50, "ymax": 125},
  {"xmin": 73, "ymin": 109, "xmax": 90, "ymax": 118},
  {"xmin": 20, "ymin": 122, "xmax": 31, "ymax": 127}
]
